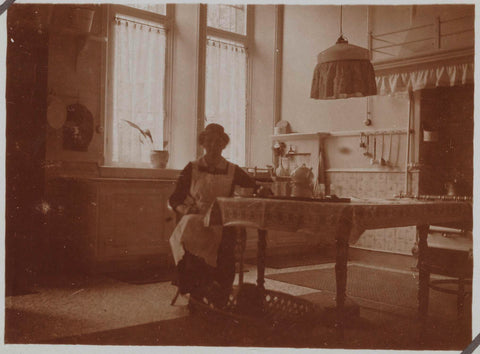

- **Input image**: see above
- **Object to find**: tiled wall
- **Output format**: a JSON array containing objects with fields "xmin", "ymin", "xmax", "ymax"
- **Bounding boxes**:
[{"xmin": 328, "ymin": 171, "xmax": 419, "ymax": 255}]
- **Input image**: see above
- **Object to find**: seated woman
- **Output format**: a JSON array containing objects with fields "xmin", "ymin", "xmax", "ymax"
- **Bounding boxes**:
[{"xmin": 169, "ymin": 123, "xmax": 257, "ymax": 305}]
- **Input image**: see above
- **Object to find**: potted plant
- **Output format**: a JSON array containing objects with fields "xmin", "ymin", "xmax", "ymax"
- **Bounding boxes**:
[{"xmin": 123, "ymin": 120, "xmax": 169, "ymax": 168}]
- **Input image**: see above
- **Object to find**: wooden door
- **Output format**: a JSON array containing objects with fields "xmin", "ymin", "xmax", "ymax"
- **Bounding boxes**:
[{"xmin": 6, "ymin": 5, "xmax": 49, "ymax": 295}]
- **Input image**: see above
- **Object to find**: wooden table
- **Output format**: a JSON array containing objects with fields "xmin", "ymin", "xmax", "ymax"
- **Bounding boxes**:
[{"xmin": 206, "ymin": 197, "xmax": 472, "ymax": 338}]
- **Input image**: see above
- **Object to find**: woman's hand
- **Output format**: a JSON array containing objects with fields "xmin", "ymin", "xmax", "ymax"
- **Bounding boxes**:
[{"xmin": 186, "ymin": 205, "xmax": 200, "ymax": 214}]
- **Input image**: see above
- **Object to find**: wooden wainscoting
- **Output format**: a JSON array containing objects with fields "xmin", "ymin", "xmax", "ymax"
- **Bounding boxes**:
[{"xmin": 46, "ymin": 177, "xmax": 177, "ymax": 274}]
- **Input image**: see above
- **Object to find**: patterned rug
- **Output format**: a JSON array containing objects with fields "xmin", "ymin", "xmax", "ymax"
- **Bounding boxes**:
[
  {"xmin": 106, "ymin": 267, "xmax": 176, "ymax": 284},
  {"xmin": 266, "ymin": 265, "xmax": 470, "ymax": 319},
  {"xmin": 244, "ymin": 249, "xmax": 335, "ymax": 269}
]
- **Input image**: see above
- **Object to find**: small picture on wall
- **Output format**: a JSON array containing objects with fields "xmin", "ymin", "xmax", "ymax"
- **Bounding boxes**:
[{"xmin": 62, "ymin": 103, "xmax": 94, "ymax": 152}]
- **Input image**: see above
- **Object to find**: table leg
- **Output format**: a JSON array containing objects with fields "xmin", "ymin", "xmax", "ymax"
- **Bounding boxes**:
[
  {"xmin": 335, "ymin": 218, "xmax": 351, "ymax": 341},
  {"xmin": 257, "ymin": 229, "xmax": 267, "ymax": 292},
  {"xmin": 417, "ymin": 224, "xmax": 430, "ymax": 323}
]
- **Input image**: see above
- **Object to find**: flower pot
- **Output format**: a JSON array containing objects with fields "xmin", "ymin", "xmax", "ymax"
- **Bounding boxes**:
[{"xmin": 150, "ymin": 150, "xmax": 169, "ymax": 168}]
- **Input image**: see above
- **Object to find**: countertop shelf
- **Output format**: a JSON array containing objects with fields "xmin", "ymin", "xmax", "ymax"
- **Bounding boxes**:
[
  {"xmin": 271, "ymin": 132, "xmax": 329, "ymax": 140},
  {"xmin": 285, "ymin": 152, "xmax": 311, "ymax": 156}
]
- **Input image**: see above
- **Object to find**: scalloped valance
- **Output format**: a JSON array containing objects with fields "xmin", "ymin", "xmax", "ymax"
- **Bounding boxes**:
[
  {"xmin": 375, "ymin": 62, "xmax": 474, "ymax": 95},
  {"xmin": 373, "ymin": 48, "xmax": 474, "ymax": 95}
]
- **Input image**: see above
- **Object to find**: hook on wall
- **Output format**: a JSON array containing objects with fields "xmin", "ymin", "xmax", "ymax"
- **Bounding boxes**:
[{"xmin": 364, "ymin": 96, "xmax": 372, "ymax": 126}]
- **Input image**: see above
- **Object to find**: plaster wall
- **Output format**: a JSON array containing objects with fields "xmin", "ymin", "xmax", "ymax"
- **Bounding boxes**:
[
  {"xmin": 371, "ymin": 5, "xmax": 474, "ymax": 61},
  {"xmin": 276, "ymin": 5, "xmax": 411, "ymax": 171},
  {"xmin": 169, "ymin": 4, "xmax": 201, "ymax": 169},
  {"xmin": 46, "ymin": 5, "xmax": 104, "ymax": 165},
  {"xmin": 280, "ymin": 5, "xmax": 371, "ymax": 136},
  {"xmin": 248, "ymin": 5, "xmax": 276, "ymax": 168}
]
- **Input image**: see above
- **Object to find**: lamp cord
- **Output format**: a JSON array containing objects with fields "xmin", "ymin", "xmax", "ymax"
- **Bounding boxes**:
[
  {"xmin": 336, "ymin": 5, "xmax": 347, "ymax": 44},
  {"xmin": 340, "ymin": 5, "xmax": 343, "ymax": 37}
]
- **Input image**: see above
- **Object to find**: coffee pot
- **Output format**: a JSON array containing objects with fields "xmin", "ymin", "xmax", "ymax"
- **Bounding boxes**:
[{"xmin": 290, "ymin": 164, "xmax": 314, "ymax": 197}]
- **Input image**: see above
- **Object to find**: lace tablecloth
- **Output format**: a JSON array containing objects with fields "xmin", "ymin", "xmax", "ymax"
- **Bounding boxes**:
[{"xmin": 206, "ymin": 197, "xmax": 472, "ymax": 244}]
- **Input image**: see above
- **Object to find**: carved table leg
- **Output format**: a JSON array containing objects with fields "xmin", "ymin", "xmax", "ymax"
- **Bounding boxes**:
[
  {"xmin": 335, "ymin": 217, "xmax": 352, "ymax": 341},
  {"xmin": 417, "ymin": 224, "xmax": 430, "ymax": 332},
  {"xmin": 257, "ymin": 229, "xmax": 267, "ymax": 292}
]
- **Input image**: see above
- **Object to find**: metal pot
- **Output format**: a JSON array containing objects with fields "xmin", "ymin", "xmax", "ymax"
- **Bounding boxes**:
[{"xmin": 290, "ymin": 164, "xmax": 314, "ymax": 197}]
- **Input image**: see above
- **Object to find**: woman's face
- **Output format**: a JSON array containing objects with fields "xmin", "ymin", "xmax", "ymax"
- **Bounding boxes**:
[{"xmin": 202, "ymin": 134, "xmax": 225, "ymax": 157}]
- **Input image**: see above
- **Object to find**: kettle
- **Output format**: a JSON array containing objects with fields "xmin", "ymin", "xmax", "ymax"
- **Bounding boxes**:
[{"xmin": 290, "ymin": 164, "xmax": 314, "ymax": 197}]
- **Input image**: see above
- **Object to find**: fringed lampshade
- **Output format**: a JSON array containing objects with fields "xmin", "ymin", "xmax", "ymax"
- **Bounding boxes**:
[
  {"xmin": 310, "ymin": 36, "xmax": 377, "ymax": 100},
  {"xmin": 310, "ymin": 6, "xmax": 377, "ymax": 100}
]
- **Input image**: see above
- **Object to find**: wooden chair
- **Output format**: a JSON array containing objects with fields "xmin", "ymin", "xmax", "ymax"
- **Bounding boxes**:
[
  {"xmin": 421, "ymin": 226, "xmax": 473, "ymax": 320},
  {"xmin": 169, "ymin": 206, "xmax": 247, "ymax": 306}
]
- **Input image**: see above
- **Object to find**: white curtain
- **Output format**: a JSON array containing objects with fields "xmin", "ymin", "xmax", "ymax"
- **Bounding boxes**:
[
  {"xmin": 205, "ymin": 38, "xmax": 247, "ymax": 166},
  {"xmin": 112, "ymin": 18, "xmax": 166, "ymax": 166}
]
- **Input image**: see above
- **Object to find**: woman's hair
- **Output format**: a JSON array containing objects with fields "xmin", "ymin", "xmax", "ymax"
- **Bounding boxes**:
[{"xmin": 198, "ymin": 123, "xmax": 230, "ymax": 147}]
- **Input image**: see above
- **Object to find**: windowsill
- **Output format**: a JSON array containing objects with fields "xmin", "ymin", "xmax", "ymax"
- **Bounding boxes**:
[{"xmin": 99, "ymin": 165, "xmax": 180, "ymax": 180}]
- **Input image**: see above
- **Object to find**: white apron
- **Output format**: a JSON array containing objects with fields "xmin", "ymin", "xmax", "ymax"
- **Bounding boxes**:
[{"xmin": 169, "ymin": 158, "xmax": 235, "ymax": 267}]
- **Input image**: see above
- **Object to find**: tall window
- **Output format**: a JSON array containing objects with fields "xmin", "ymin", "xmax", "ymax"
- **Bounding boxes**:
[
  {"xmin": 205, "ymin": 4, "xmax": 249, "ymax": 166},
  {"xmin": 106, "ymin": 5, "xmax": 170, "ymax": 167}
]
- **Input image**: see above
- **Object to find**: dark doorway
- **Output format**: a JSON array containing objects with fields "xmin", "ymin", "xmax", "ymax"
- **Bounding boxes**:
[{"xmin": 6, "ymin": 4, "xmax": 49, "ymax": 295}]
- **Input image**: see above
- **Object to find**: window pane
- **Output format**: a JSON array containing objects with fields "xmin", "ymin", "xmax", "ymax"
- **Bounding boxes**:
[
  {"xmin": 205, "ymin": 37, "xmax": 246, "ymax": 166},
  {"xmin": 207, "ymin": 4, "xmax": 246, "ymax": 35},
  {"xmin": 126, "ymin": 3, "xmax": 166, "ymax": 15},
  {"xmin": 111, "ymin": 16, "xmax": 166, "ymax": 166}
]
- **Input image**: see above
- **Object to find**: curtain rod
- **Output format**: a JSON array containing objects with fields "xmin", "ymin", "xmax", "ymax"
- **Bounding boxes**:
[
  {"xmin": 207, "ymin": 37, "xmax": 246, "ymax": 50},
  {"xmin": 114, "ymin": 16, "xmax": 166, "ymax": 31}
]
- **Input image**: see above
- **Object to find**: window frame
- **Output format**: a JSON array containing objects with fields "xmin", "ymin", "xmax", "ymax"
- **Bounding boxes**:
[
  {"xmin": 197, "ymin": 4, "xmax": 254, "ymax": 166},
  {"xmin": 104, "ymin": 4, "xmax": 174, "ymax": 167}
]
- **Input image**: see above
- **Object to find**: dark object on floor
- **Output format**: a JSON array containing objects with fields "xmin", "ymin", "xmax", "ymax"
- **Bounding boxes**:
[
  {"xmin": 188, "ymin": 282, "xmax": 322, "ymax": 331},
  {"xmin": 190, "ymin": 281, "xmax": 231, "ymax": 309},
  {"xmin": 235, "ymin": 283, "xmax": 265, "ymax": 317},
  {"xmin": 245, "ymin": 251, "xmax": 335, "ymax": 269},
  {"xmin": 106, "ymin": 267, "xmax": 176, "ymax": 285},
  {"xmin": 176, "ymin": 251, "xmax": 215, "ymax": 294}
]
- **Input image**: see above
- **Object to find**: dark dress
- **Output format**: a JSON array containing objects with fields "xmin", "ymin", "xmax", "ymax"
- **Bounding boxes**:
[{"xmin": 169, "ymin": 158, "xmax": 256, "ymax": 298}]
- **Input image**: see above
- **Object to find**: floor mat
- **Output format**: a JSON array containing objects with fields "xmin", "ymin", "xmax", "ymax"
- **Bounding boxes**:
[
  {"xmin": 245, "ymin": 251, "xmax": 335, "ymax": 269},
  {"xmin": 107, "ymin": 266, "xmax": 247, "ymax": 285},
  {"xmin": 266, "ymin": 265, "xmax": 470, "ymax": 320},
  {"xmin": 106, "ymin": 267, "xmax": 176, "ymax": 285}
]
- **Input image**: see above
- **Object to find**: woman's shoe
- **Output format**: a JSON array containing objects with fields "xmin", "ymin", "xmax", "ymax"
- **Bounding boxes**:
[{"xmin": 203, "ymin": 281, "xmax": 231, "ymax": 309}]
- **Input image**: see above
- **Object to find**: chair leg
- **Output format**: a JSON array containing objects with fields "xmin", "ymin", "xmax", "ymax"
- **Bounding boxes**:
[
  {"xmin": 238, "ymin": 255, "xmax": 244, "ymax": 285},
  {"xmin": 238, "ymin": 228, "xmax": 246, "ymax": 286},
  {"xmin": 171, "ymin": 288, "xmax": 180, "ymax": 306}
]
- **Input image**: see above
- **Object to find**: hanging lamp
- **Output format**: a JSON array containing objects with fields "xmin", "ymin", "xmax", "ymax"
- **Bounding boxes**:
[{"xmin": 310, "ymin": 6, "xmax": 377, "ymax": 100}]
